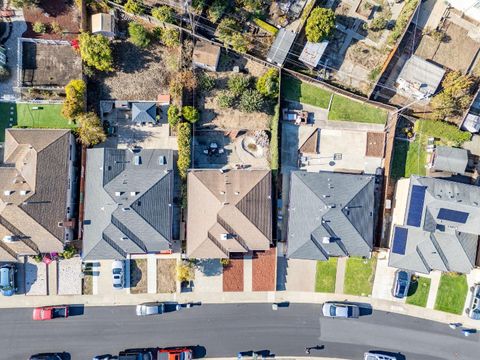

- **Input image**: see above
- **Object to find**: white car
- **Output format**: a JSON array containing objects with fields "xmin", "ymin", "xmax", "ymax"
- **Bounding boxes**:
[
  {"xmin": 136, "ymin": 302, "xmax": 166, "ymax": 316},
  {"xmin": 112, "ymin": 260, "xmax": 124, "ymax": 290},
  {"xmin": 364, "ymin": 351, "xmax": 398, "ymax": 360},
  {"xmin": 322, "ymin": 302, "xmax": 360, "ymax": 318}
]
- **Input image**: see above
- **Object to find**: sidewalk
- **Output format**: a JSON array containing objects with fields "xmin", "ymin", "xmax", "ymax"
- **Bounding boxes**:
[{"xmin": 1, "ymin": 290, "xmax": 479, "ymax": 328}]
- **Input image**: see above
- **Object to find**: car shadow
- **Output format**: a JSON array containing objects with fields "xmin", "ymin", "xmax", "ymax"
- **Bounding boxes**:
[
  {"xmin": 368, "ymin": 351, "xmax": 406, "ymax": 360},
  {"xmin": 237, "ymin": 350, "xmax": 275, "ymax": 358},
  {"xmin": 68, "ymin": 304, "xmax": 84, "ymax": 316}
]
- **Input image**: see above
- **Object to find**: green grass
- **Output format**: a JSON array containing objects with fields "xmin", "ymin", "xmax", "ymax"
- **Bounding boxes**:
[
  {"xmin": 415, "ymin": 119, "xmax": 471, "ymax": 146},
  {"xmin": 328, "ymin": 95, "xmax": 387, "ymax": 124},
  {"xmin": 404, "ymin": 135, "xmax": 427, "ymax": 177},
  {"xmin": 434, "ymin": 273, "xmax": 468, "ymax": 315},
  {"xmin": 269, "ymin": 104, "xmax": 280, "ymax": 171},
  {"xmin": 390, "ymin": 140, "xmax": 409, "ymax": 179},
  {"xmin": 344, "ymin": 256, "xmax": 377, "ymax": 296},
  {"xmin": 406, "ymin": 276, "xmax": 431, "ymax": 307},
  {"xmin": 282, "ymin": 75, "xmax": 332, "ymax": 109},
  {"xmin": 253, "ymin": 18, "xmax": 278, "ymax": 35},
  {"xmin": 315, "ymin": 258, "xmax": 337, "ymax": 293}
]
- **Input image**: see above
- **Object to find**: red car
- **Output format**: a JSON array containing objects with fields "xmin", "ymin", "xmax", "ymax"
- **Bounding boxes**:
[
  {"xmin": 157, "ymin": 348, "xmax": 192, "ymax": 360},
  {"xmin": 33, "ymin": 305, "xmax": 69, "ymax": 321}
]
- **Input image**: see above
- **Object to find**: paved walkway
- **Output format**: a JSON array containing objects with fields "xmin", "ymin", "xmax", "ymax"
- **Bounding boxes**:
[
  {"xmin": 426, "ymin": 271, "xmax": 442, "ymax": 310},
  {"xmin": 244, "ymin": 254, "xmax": 253, "ymax": 292},
  {"xmin": 147, "ymin": 254, "xmax": 157, "ymax": 294},
  {"xmin": 372, "ymin": 251, "xmax": 401, "ymax": 302},
  {"xmin": 334, "ymin": 257, "xmax": 346, "ymax": 294}
]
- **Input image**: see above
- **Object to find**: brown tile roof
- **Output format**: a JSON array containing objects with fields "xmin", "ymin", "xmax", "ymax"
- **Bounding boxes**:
[
  {"xmin": 187, "ymin": 170, "xmax": 272, "ymax": 259},
  {"xmin": 365, "ymin": 132, "xmax": 385, "ymax": 158},
  {"xmin": 192, "ymin": 40, "xmax": 221, "ymax": 68}
]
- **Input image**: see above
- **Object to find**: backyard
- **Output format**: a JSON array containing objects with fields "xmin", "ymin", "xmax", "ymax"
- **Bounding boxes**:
[
  {"xmin": 434, "ymin": 273, "xmax": 468, "ymax": 315},
  {"xmin": 315, "ymin": 259, "xmax": 337, "ymax": 293},
  {"xmin": 406, "ymin": 276, "xmax": 431, "ymax": 307},
  {"xmin": 344, "ymin": 256, "xmax": 377, "ymax": 296}
]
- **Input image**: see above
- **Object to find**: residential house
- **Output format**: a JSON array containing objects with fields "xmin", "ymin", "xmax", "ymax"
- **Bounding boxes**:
[
  {"xmin": 192, "ymin": 40, "xmax": 221, "ymax": 72},
  {"xmin": 429, "ymin": 146, "xmax": 468, "ymax": 175},
  {"xmin": 447, "ymin": 0, "xmax": 480, "ymax": 22},
  {"xmin": 0, "ymin": 129, "xmax": 77, "ymax": 261},
  {"xmin": 187, "ymin": 170, "xmax": 272, "ymax": 258},
  {"xmin": 91, "ymin": 12, "xmax": 116, "ymax": 38},
  {"xmin": 389, "ymin": 175, "xmax": 480, "ymax": 274},
  {"xmin": 82, "ymin": 148, "xmax": 174, "ymax": 260},
  {"xmin": 286, "ymin": 171, "xmax": 375, "ymax": 260}
]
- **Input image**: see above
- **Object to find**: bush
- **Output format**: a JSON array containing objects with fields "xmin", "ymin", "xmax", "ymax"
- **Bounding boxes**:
[
  {"xmin": 169, "ymin": 77, "xmax": 183, "ymax": 101},
  {"xmin": 33, "ymin": 254, "xmax": 43, "ymax": 263},
  {"xmin": 33, "ymin": 21, "xmax": 46, "ymax": 34},
  {"xmin": 228, "ymin": 74, "xmax": 251, "ymax": 96},
  {"xmin": 62, "ymin": 79, "xmax": 86, "ymax": 120},
  {"xmin": 160, "ymin": 28, "xmax": 180, "ymax": 48},
  {"xmin": 239, "ymin": 89, "xmax": 263, "ymax": 113},
  {"xmin": 124, "ymin": 0, "xmax": 144, "ymax": 15},
  {"xmin": 253, "ymin": 18, "xmax": 278, "ymax": 35},
  {"xmin": 415, "ymin": 119, "xmax": 471, "ymax": 146},
  {"xmin": 220, "ymin": 258, "xmax": 230, "ymax": 266},
  {"xmin": 199, "ymin": 73, "xmax": 215, "ymax": 92},
  {"xmin": 177, "ymin": 122, "xmax": 191, "ymax": 179},
  {"xmin": 387, "ymin": 0, "xmax": 419, "ymax": 45},
  {"xmin": 191, "ymin": 0, "xmax": 206, "ymax": 13},
  {"xmin": 78, "ymin": 32, "xmax": 113, "ymax": 71},
  {"xmin": 177, "ymin": 261, "xmax": 195, "ymax": 282},
  {"xmin": 217, "ymin": 90, "xmax": 235, "ymax": 108},
  {"xmin": 167, "ymin": 105, "xmax": 181, "ymax": 127},
  {"xmin": 128, "ymin": 22, "xmax": 150, "ymax": 48},
  {"xmin": 60, "ymin": 245, "xmax": 76, "ymax": 260},
  {"xmin": 370, "ymin": 16, "xmax": 388, "ymax": 31},
  {"xmin": 182, "ymin": 106, "xmax": 199, "ymax": 123},
  {"xmin": 151, "ymin": 5, "xmax": 176, "ymax": 24},
  {"xmin": 305, "ymin": 7, "xmax": 336, "ymax": 42},
  {"xmin": 177, "ymin": 70, "xmax": 197, "ymax": 91},
  {"xmin": 239, "ymin": 0, "xmax": 263, "ymax": 15},
  {"xmin": 217, "ymin": 18, "xmax": 251, "ymax": 53},
  {"xmin": 207, "ymin": 0, "xmax": 228, "ymax": 23},
  {"xmin": 51, "ymin": 21, "xmax": 62, "ymax": 34},
  {"xmin": 270, "ymin": 104, "xmax": 279, "ymax": 170},
  {"xmin": 256, "ymin": 68, "xmax": 279, "ymax": 98},
  {"xmin": 0, "ymin": 66, "xmax": 10, "ymax": 82}
]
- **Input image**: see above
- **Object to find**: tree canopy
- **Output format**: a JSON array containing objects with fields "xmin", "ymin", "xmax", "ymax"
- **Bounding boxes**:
[
  {"xmin": 78, "ymin": 32, "xmax": 113, "ymax": 72},
  {"xmin": 182, "ymin": 106, "xmax": 200, "ymax": 123},
  {"xmin": 62, "ymin": 79, "xmax": 86, "ymax": 120},
  {"xmin": 217, "ymin": 18, "xmax": 251, "ymax": 53},
  {"xmin": 256, "ymin": 68, "xmax": 279, "ymax": 98},
  {"xmin": 305, "ymin": 7, "xmax": 336, "ymax": 42},
  {"xmin": 124, "ymin": 0, "xmax": 144, "ymax": 15},
  {"xmin": 152, "ymin": 5, "xmax": 176, "ymax": 24},
  {"xmin": 77, "ymin": 112, "xmax": 106, "ymax": 146},
  {"xmin": 128, "ymin": 22, "xmax": 150, "ymax": 48}
]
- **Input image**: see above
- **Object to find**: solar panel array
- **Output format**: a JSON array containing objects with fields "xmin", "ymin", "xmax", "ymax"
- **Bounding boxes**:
[
  {"xmin": 406, "ymin": 185, "xmax": 426, "ymax": 227},
  {"xmin": 392, "ymin": 227, "xmax": 408, "ymax": 255},
  {"xmin": 437, "ymin": 208, "xmax": 469, "ymax": 224}
]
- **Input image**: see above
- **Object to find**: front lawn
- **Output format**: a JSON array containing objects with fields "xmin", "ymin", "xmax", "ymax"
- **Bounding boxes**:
[
  {"xmin": 406, "ymin": 276, "xmax": 431, "ymax": 307},
  {"xmin": 344, "ymin": 256, "xmax": 377, "ymax": 296},
  {"xmin": 282, "ymin": 75, "xmax": 332, "ymax": 109},
  {"xmin": 315, "ymin": 258, "xmax": 337, "ymax": 293},
  {"xmin": 328, "ymin": 95, "xmax": 387, "ymax": 124},
  {"xmin": 434, "ymin": 273, "xmax": 468, "ymax": 315}
]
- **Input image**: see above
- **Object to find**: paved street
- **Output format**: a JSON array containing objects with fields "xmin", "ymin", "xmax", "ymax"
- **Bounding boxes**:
[{"xmin": 0, "ymin": 303, "xmax": 477, "ymax": 359}]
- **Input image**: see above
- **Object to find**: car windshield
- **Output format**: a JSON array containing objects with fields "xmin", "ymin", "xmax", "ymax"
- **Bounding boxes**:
[
  {"xmin": 347, "ymin": 306, "xmax": 353, "ymax": 317},
  {"xmin": 113, "ymin": 283, "xmax": 122, "ymax": 288},
  {"xmin": 113, "ymin": 268, "xmax": 122, "ymax": 274},
  {"xmin": 330, "ymin": 305, "xmax": 337, "ymax": 316}
]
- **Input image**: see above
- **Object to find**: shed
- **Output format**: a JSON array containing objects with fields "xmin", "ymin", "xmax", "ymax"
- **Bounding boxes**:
[
  {"xmin": 91, "ymin": 13, "xmax": 116, "ymax": 38},
  {"xmin": 192, "ymin": 40, "xmax": 221, "ymax": 72},
  {"xmin": 432, "ymin": 146, "xmax": 468, "ymax": 174},
  {"xmin": 132, "ymin": 102, "xmax": 157, "ymax": 125},
  {"xmin": 267, "ymin": 28, "xmax": 296, "ymax": 66},
  {"xmin": 299, "ymin": 41, "xmax": 329, "ymax": 68},
  {"xmin": 462, "ymin": 113, "xmax": 480, "ymax": 133},
  {"xmin": 396, "ymin": 55, "xmax": 445, "ymax": 99}
]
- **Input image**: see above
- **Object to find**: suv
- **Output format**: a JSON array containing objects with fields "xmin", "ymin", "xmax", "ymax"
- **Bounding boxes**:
[
  {"xmin": 392, "ymin": 270, "xmax": 410, "ymax": 298},
  {"xmin": 118, "ymin": 348, "xmax": 155, "ymax": 360},
  {"xmin": 0, "ymin": 264, "xmax": 16, "ymax": 296},
  {"xmin": 468, "ymin": 284, "xmax": 480, "ymax": 320}
]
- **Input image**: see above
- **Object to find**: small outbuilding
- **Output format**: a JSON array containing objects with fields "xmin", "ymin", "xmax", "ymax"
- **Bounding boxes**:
[
  {"xmin": 267, "ymin": 28, "xmax": 296, "ymax": 66},
  {"xmin": 431, "ymin": 146, "xmax": 468, "ymax": 174},
  {"xmin": 91, "ymin": 13, "xmax": 116, "ymax": 38},
  {"xmin": 192, "ymin": 40, "xmax": 221, "ymax": 72},
  {"xmin": 299, "ymin": 41, "xmax": 329, "ymax": 68},
  {"xmin": 132, "ymin": 102, "xmax": 157, "ymax": 125}
]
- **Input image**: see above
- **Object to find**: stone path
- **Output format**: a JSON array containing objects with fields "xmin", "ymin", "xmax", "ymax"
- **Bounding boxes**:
[
  {"xmin": 243, "ymin": 254, "xmax": 253, "ymax": 292},
  {"xmin": 334, "ymin": 257, "xmax": 346, "ymax": 294}
]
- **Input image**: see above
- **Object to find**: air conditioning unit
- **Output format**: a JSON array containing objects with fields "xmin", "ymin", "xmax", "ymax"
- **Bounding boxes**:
[
  {"xmin": 322, "ymin": 237, "xmax": 331, "ymax": 244},
  {"xmin": 3, "ymin": 236, "xmax": 15, "ymax": 243},
  {"xmin": 3, "ymin": 190, "xmax": 12, "ymax": 196}
]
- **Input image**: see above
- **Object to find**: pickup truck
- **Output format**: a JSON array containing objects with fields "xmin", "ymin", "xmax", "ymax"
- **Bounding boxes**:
[{"xmin": 33, "ymin": 305, "xmax": 69, "ymax": 321}]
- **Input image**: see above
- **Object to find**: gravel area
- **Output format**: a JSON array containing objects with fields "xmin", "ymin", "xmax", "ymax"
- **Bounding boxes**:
[
  {"xmin": 25, "ymin": 257, "xmax": 47, "ymax": 296},
  {"xmin": 252, "ymin": 248, "xmax": 276, "ymax": 291},
  {"xmin": 223, "ymin": 257, "xmax": 244, "ymax": 292},
  {"xmin": 58, "ymin": 257, "xmax": 82, "ymax": 295}
]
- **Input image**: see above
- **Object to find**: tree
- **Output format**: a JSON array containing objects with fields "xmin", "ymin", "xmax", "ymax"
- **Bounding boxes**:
[
  {"xmin": 217, "ymin": 90, "xmax": 235, "ymax": 109},
  {"xmin": 77, "ymin": 112, "xmax": 106, "ymax": 146},
  {"xmin": 11, "ymin": 0, "xmax": 38, "ymax": 7},
  {"xmin": 124, "ymin": 0, "xmax": 144, "ymax": 15},
  {"xmin": 199, "ymin": 72, "xmax": 215, "ymax": 92},
  {"xmin": 239, "ymin": 0, "xmax": 263, "ymax": 15},
  {"xmin": 431, "ymin": 71, "xmax": 475, "ymax": 119},
  {"xmin": 207, "ymin": 0, "xmax": 228, "ymax": 23},
  {"xmin": 369, "ymin": 16, "xmax": 388, "ymax": 32},
  {"xmin": 167, "ymin": 105, "xmax": 181, "ymax": 127},
  {"xmin": 191, "ymin": 0, "xmax": 205, "ymax": 14},
  {"xmin": 177, "ymin": 122, "xmax": 191, "ymax": 179},
  {"xmin": 305, "ymin": 7, "xmax": 336, "ymax": 42},
  {"xmin": 78, "ymin": 33, "xmax": 113, "ymax": 72},
  {"xmin": 256, "ymin": 68, "xmax": 279, "ymax": 98},
  {"xmin": 229, "ymin": 33, "xmax": 250, "ymax": 53},
  {"xmin": 169, "ymin": 77, "xmax": 183, "ymax": 101},
  {"xmin": 62, "ymin": 79, "xmax": 86, "ymax": 120},
  {"xmin": 177, "ymin": 70, "xmax": 197, "ymax": 91},
  {"xmin": 33, "ymin": 22, "xmax": 46, "ymax": 34},
  {"xmin": 152, "ymin": 5, "xmax": 176, "ymax": 24},
  {"xmin": 217, "ymin": 18, "xmax": 251, "ymax": 53},
  {"xmin": 128, "ymin": 22, "xmax": 150, "ymax": 48},
  {"xmin": 176, "ymin": 261, "xmax": 195, "ymax": 282},
  {"xmin": 160, "ymin": 28, "xmax": 180, "ymax": 48},
  {"xmin": 228, "ymin": 74, "xmax": 251, "ymax": 96},
  {"xmin": 239, "ymin": 89, "xmax": 263, "ymax": 113},
  {"xmin": 182, "ymin": 106, "xmax": 199, "ymax": 123}
]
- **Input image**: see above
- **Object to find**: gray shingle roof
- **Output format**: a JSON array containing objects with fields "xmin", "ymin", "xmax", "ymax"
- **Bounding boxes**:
[
  {"xmin": 287, "ymin": 171, "xmax": 375, "ymax": 260},
  {"xmin": 389, "ymin": 176, "xmax": 480, "ymax": 274},
  {"xmin": 432, "ymin": 146, "xmax": 468, "ymax": 174},
  {"xmin": 82, "ymin": 148, "xmax": 174, "ymax": 260},
  {"xmin": 267, "ymin": 28, "xmax": 296, "ymax": 66},
  {"xmin": 131, "ymin": 102, "xmax": 156, "ymax": 124}
]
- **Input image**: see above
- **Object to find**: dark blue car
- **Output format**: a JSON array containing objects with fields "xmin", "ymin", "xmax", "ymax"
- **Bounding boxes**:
[
  {"xmin": 0, "ymin": 264, "xmax": 16, "ymax": 296},
  {"xmin": 393, "ymin": 270, "xmax": 410, "ymax": 298}
]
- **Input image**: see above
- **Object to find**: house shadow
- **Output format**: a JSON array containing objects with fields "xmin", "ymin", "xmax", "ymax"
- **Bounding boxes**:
[
  {"xmin": 24, "ymin": 261, "xmax": 38, "ymax": 294},
  {"xmin": 129, "ymin": 260, "xmax": 143, "ymax": 288},
  {"xmin": 238, "ymin": 350, "xmax": 275, "ymax": 358},
  {"xmin": 276, "ymin": 256, "xmax": 288, "ymax": 291},
  {"xmin": 195, "ymin": 259, "xmax": 222, "ymax": 276}
]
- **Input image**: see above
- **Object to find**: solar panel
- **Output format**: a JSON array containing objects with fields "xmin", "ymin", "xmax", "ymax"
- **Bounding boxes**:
[
  {"xmin": 437, "ymin": 208, "xmax": 469, "ymax": 224},
  {"xmin": 392, "ymin": 227, "xmax": 408, "ymax": 255},
  {"xmin": 406, "ymin": 185, "xmax": 426, "ymax": 227}
]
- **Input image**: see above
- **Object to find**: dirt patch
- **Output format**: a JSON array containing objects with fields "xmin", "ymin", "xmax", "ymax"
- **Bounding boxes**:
[
  {"xmin": 252, "ymin": 248, "xmax": 276, "ymax": 291},
  {"xmin": 82, "ymin": 275, "xmax": 92, "ymax": 295},
  {"xmin": 223, "ymin": 257, "xmax": 244, "ymax": 292},
  {"xmin": 366, "ymin": 132, "xmax": 385, "ymax": 157},
  {"xmin": 23, "ymin": 0, "xmax": 80, "ymax": 41},
  {"xmin": 157, "ymin": 259, "xmax": 177, "ymax": 293},
  {"xmin": 130, "ymin": 259, "xmax": 148, "ymax": 294}
]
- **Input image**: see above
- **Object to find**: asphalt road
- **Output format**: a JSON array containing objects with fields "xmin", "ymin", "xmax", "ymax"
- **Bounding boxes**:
[{"xmin": 0, "ymin": 303, "xmax": 478, "ymax": 360}]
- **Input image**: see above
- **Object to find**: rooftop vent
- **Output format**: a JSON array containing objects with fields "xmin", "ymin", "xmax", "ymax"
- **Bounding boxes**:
[
  {"xmin": 115, "ymin": 191, "xmax": 122, "ymax": 196},
  {"xmin": 3, "ymin": 190, "xmax": 12, "ymax": 196},
  {"xmin": 20, "ymin": 190, "xmax": 28, "ymax": 196},
  {"xmin": 122, "ymin": 207, "xmax": 131, "ymax": 211},
  {"xmin": 220, "ymin": 233, "xmax": 234, "ymax": 240},
  {"xmin": 234, "ymin": 191, "xmax": 240, "ymax": 195},
  {"xmin": 133, "ymin": 155, "xmax": 141, "ymax": 165},
  {"xmin": 120, "ymin": 236, "xmax": 129, "ymax": 241},
  {"xmin": 3, "ymin": 236, "xmax": 15, "ymax": 243},
  {"xmin": 130, "ymin": 191, "xmax": 138, "ymax": 196},
  {"xmin": 158, "ymin": 156, "xmax": 166, "ymax": 165},
  {"xmin": 322, "ymin": 237, "xmax": 331, "ymax": 244}
]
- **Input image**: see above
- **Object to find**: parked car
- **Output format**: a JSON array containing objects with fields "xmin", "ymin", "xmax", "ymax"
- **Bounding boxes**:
[
  {"xmin": 118, "ymin": 348, "xmax": 155, "ymax": 360},
  {"xmin": 33, "ymin": 305, "xmax": 69, "ymax": 321},
  {"xmin": 112, "ymin": 260, "xmax": 124, "ymax": 289},
  {"xmin": 158, "ymin": 347, "xmax": 193, "ymax": 360},
  {"xmin": 136, "ymin": 302, "xmax": 166, "ymax": 316},
  {"xmin": 392, "ymin": 270, "xmax": 411, "ymax": 298},
  {"xmin": 92, "ymin": 356, "xmax": 116, "ymax": 360},
  {"xmin": 322, "ymin": 302, "xmax": 359, "ymax": 318},
  {"xmin": 364, "ymin": 351, "xmax": 398, "ymax": 360},
  {"xmin": 468, "ymin": 284, "xmax": 480, "ymax": 320},
  {"xmin": 0, "ymin": 263, "xmax": 16, "ymax": 296},
  {"xmin": 29, "ymin": 353, "xmax": 69, "ymax": 360}
]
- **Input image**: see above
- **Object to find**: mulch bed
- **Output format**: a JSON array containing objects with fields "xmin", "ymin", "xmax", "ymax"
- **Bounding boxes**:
[
  {"xmin": 223, "ymin": 257, "xmax": 244, "ymax": 292},
  {"xmin": 157, "ymin": 259, "xmax": 177, "ymax": 293},
  {"xmin": 252, "ymin": 248, "xmax": 276, "ymax": 291},
  {"xmin": 130, "ymin": 259, "xmax": 148, "ymax": 294},
  {"xmin": 22, "ymin": 0, "xmax": 80, "ymax": 41}
]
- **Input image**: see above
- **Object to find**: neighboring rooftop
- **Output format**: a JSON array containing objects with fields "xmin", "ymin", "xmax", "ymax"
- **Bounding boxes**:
[
  {"xmin": 389, "ymin": 176, "xmax": 480, "ymax": 274},
  {"xmin": 91, "ymin": 13, "xmax": 115, "ymax": 37},
  {"xmin": 82, "ymin": 148, "xmax": 174, "ymax": 260},
  {"xmin": 192, "ymin": 40, "xmax": 221, "ymax": 71},
  {"xmin": 287, "ymin": 171, "xmax": 375, "ymax": 260},
  {"xmin": 431, "ymin": 146, "xmax": 468, "ymax": 174},
  {"xmin": 267, "ymin": 28, "xmax": 296, "ymax": 66},
  {"xmin": 187, "ymin": 170, "xmax": 272, "ymax": 259},
  {"xmin": 131, "ymin": 102, "xmax": 157, "ymax": 125},
  {"xmin": 299, "ymin": 41, "xmax": 329, "ymax": 68}
]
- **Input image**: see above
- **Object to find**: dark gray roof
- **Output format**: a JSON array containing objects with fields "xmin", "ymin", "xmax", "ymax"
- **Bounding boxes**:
[
  {"xmin": 287, "ymin": 171, "xmax": 375, "ymax": 260},
  {"xmin": 432, "ymin": 146, "xmax": 468, "ymax": 174},
  {"xmin": 131, "ymin": 102, "xmax": 156, "ymax": 124},
  {"xmin": 267, "ymin": 28, "xmax": 296, "ymax": 66},
  {"xmin": 389, "ymin": 176, "xmax": 480, "ymax": 274},
  {"xmin": 82, "ymin": 148, "xmax": 174, "ymax": 260}
]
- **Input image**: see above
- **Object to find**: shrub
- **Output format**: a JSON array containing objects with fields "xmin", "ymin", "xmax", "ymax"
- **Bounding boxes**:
[
  {"xmin": 370, "ymin": 16, "xmax": 388, "ymax": 31},
  {"xmin": 253, "ymin": 18, "xmax": 278, "ymax": 35},
  {"xmin": 177, "ymin": 70, "xmax": 197, "ymax": 91},
  {"xmin": 228, "ymin": 74, "xmax": 251, "ymax": 96},
  {"xmin": 218, "ymin": 18, "xmax": 251, "ymax": 53},
  {"xmin": 239, "ymin": 0, "xmax": 263, "ymax": 15},
  {"xmin": 169, "ymin": 77, "xmax": 183, "ymax": 101},
  {"xmin": 33, "ymin": 21, "xmax": 46, "ymax": 34},
  {"xmin": 77, "ymin": 112, "xmax": 107, "ymax": 146},
  {"xmin": 207, "ymin": 0, "xmax": 228, "ymax": 23},
  {"xmin": 191, "ymin": 0, "xmax": 206, "ymax": 13},
  {"xmin": 217, "ymin": 90, "xmax": 235, "ymax": 108},
  {"xmin": 256, "ymin": 68, "xmax": 279, "ymax": 98},
  {"xmin": 167, "ymin": 105, "xmax": 181, "ymax": 127},
  {"xmin": 182, "ymin": 106, "xmax": 199, "ymax": 123},
  {"xmin": 220, "ymin": 258, "xmax": 230, "ymax": 266},
  {"xmin": 161, "ymin": 28, "xmax": 180, "ymax": 48},
  {"xmin": 124, "ymin": 0, "xmax": 144, "ymax": 15},
  {"xmin": 177, "ymin": 261, "xmax": 195, "ymax": 282},
  {"xmin": 177, "ymin": 122, "xmax": 191, "ymax": 179},
  {"xmin": 239, "ymin": 89, "xmax": 263, "ymax": 113},
  {"xmin": 151, "ymin": 5, "xmax": 176, "ymax": 24},
  {"xmin": 78, "ymin": 32, "xmax": 113, "ymax": 71},
  {"xmin": 51, "ymin": 21, "xmax": 62, "ymax": 34},
  {"xmin": 0, "ymin": 66, "xmax": 10, "ymax": 82},
  {"xmin": 305, "ymin": 7, "xmax": 336, "ymax": 42},
  {"xmin": 199, "ymin": 73, "xmax": 215, "ymax": 92},
  {"xmin": 60, "ymin": 245, "xmax": 76, "ymax": 259},
  {"xmin": 12, "ymin": 0, "xmax": 38, "ymax": 6},
  {"xmin": 128, "ymin": 22, "xmax": 150, "ymax": 48},
  {"xmin": 62, "ymin": 79, "xmax": 86, "ymax": 120},
  {"xmin": 269, "ymin": 104, "xmax": 279, "ymax": 170},
  {"xmin": 33, "ymin": 254, "xmax": 43, "ymax": 263}
]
